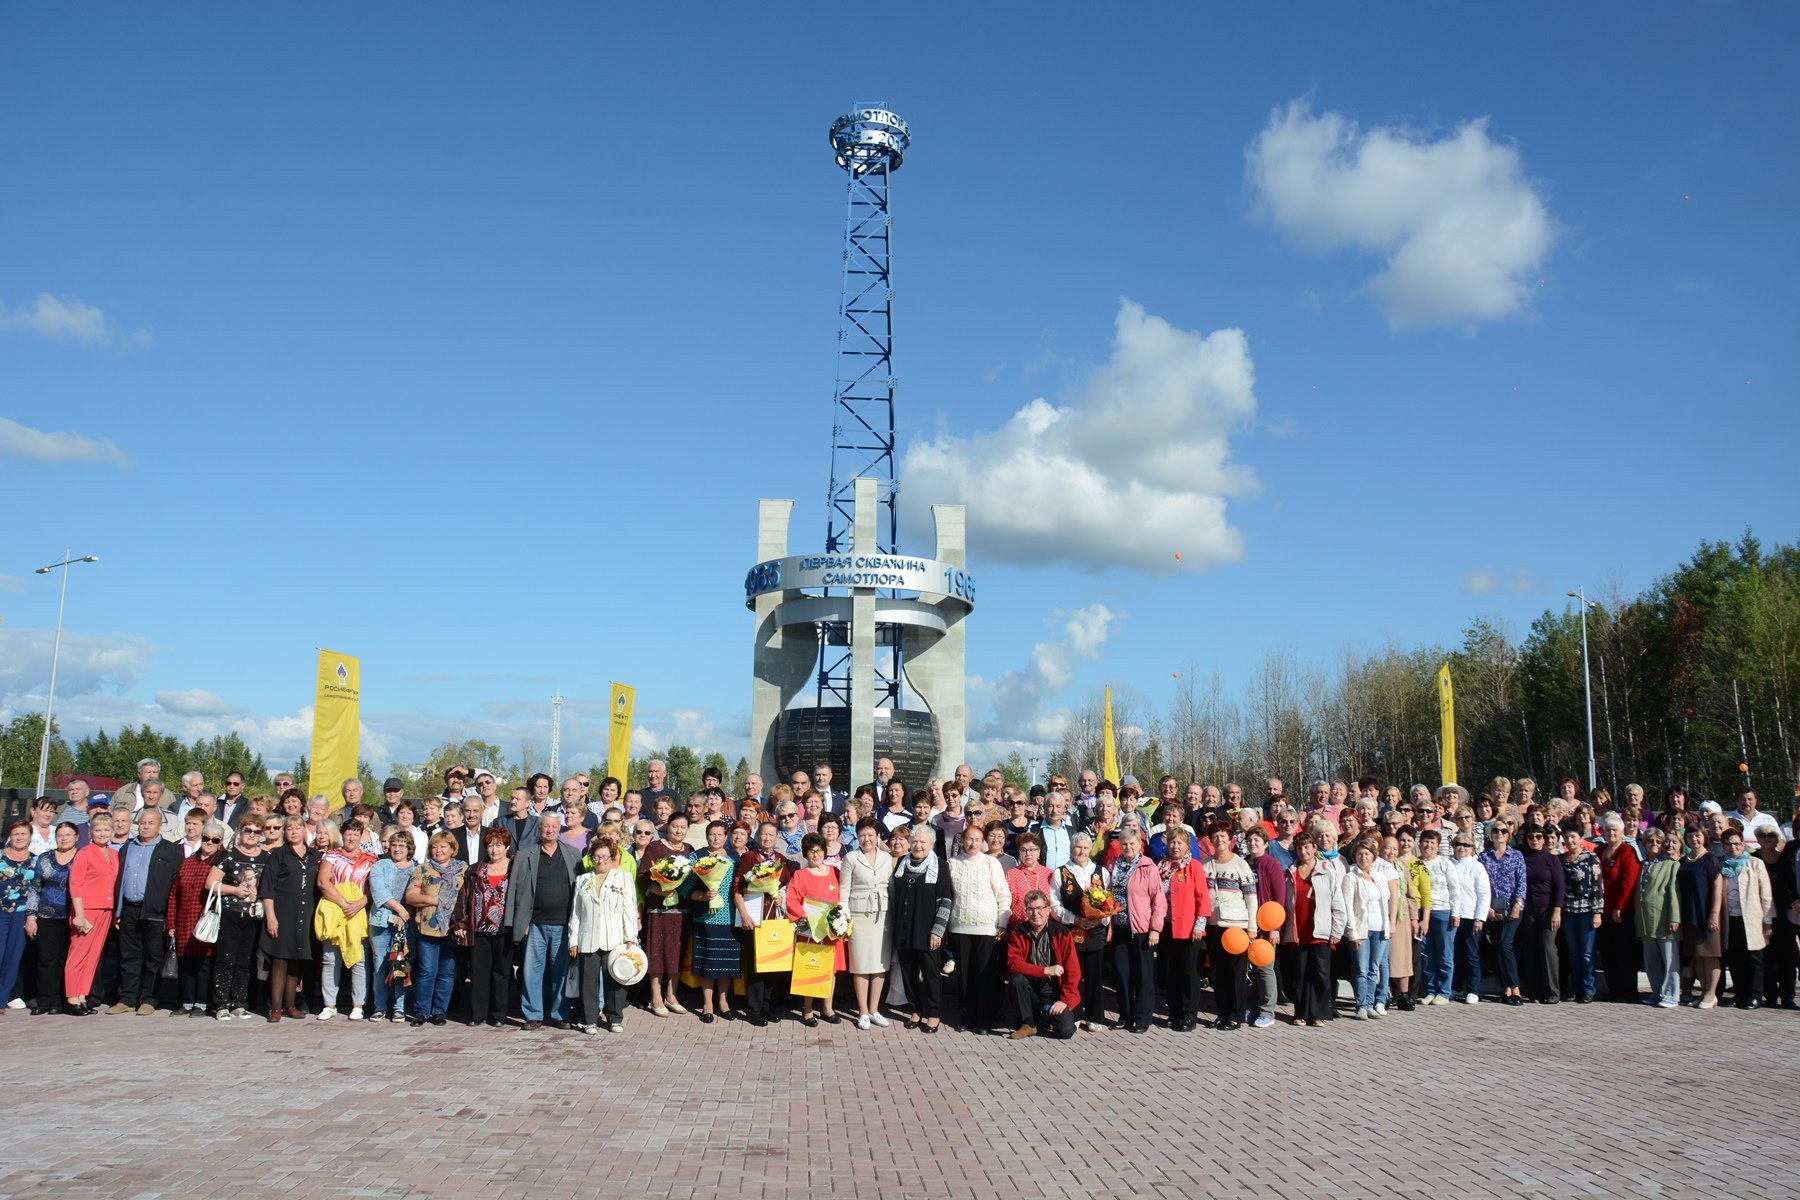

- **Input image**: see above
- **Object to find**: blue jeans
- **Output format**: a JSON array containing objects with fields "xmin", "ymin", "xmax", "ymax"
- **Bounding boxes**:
[
  {"xmin": 1454, "ymin": 920, "xmax": 1483, "ymax": 997},
  {"xmin": 412, "ymin": 934, "xmax": 457, "ymax": 1019},
  {"xmin": 370, "ymin": 926, "xmax": 406, "ymax": 1015},
  {"xmin": 1424, "ymin": 911, "xmax": 1454, "ymax": 999},
  {"xmin": 1560, "ymin": 917, "xmax": 1597, "ymax": 999},
  {"xmin": 1354, "ymin": 931, "xmax": 1390, "ymax": 1010},
  {"xmin": 521, "ymin": 922, "xmax": 569, "ymax": 1022},
  {"xmin": 1490, "ymin": 915, "xmax": 1520, "ymax": 990},
  {"xmin": 0, "ymin": 911, "xmax": 27, "ymax": 1005},
  {"xmin": 1643, "ymin": 938, "xmax": 1680, "ymax": 1005}
]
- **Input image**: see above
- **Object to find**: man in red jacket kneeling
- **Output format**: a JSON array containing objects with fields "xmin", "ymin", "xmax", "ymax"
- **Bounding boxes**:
[{"xmin": 1007, "ymin": 889, "xmax": 1082, "ymax": 1039}]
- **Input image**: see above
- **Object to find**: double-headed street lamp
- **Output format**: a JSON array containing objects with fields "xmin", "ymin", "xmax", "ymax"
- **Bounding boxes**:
[
  {"xmin": 1567, "ymin": 586, "xmax": 1600, "ymax": 795},
  {"xmin": 34, "ymin": 551, "xmax": 100, "ymax": 796}
]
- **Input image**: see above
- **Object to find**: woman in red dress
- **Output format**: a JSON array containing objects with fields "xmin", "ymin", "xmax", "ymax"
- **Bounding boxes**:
[{"xmin": 785, "ymin": 832, "xmax": 843, "ymax": 1026}]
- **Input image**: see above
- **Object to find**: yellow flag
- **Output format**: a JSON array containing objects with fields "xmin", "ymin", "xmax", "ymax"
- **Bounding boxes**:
[
  {"xmin": 310, "ymin": 650, "xmax": 361, "ymax": 813},
  {"xmin": 1437, "ymin": 663, "xmax": 1457, "ymax": 786},
  {"xmin": 1102, "ymin": 686, "xmax": 1121, "ymax": 789},
  {"xmin": 608, "ymin": 682, "xmax": 635, "ymax": 789}
]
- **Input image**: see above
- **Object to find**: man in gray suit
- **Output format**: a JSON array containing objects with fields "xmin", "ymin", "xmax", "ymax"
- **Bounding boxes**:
[{"xmin": 503, "ymin": 812, "xmax": 581, "ymax": 1030}]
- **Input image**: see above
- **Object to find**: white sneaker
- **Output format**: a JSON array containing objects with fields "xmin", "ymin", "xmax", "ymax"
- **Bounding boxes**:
[
  {"xmin": 868, "ymin": 1012, "xmax": 890, "ymax": 1028},
  {"xmin": 216, "ymin": 1010, "xmax": 233, "ymax": 1021},
  {"xmin": 1463, "ymin": 993, "xmax": 1480, "ymax": 1005},
  {"xmin": 941, "ymin": 958, "xmax": 956, "ymax": 976},
  {"xmin": 1372, "ymin": 1004, "xmax": 1387, "ymax": 1018},
  {"xmin": 1655, "ymin": 999, "xmax": 1680, "ymax": 1009},
  {"xmin": 1349, "ymin": 1008, "xmax": 1367, "ymax": 1020},
  {"xmin": 348, "ymin": 1008, "xmax": 364, "ymax": 1021},
  {"xmin": 1252, "ymin": 1015, "xmax": 1274, "ymax": 1029},
  {"xmin": 856, "ymin": 1014, "xmax": 872, "ymax": 1031},
  {"xmin": 5, "ymin": 998, "xmax": 24, "ymax": 1010},
  {"xmin": 367, "ymin": 1012, "xmax": 385, "ymax": 1022},
  {"xmin": 317, "ymin": 1008, "xmax": 335, "ymax": 1020},
  {"xmin": 583, "ymin": 1024, "xmax": 599, "ymax": 1035}
]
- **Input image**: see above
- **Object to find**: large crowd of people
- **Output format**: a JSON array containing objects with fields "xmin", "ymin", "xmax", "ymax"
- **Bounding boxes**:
[{"xmin": 2, "ymin": 756, "xmax": 1795, "ymax": 1037}]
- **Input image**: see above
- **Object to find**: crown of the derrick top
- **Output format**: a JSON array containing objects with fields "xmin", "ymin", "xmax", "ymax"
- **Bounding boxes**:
[{"xmin": 830, "ymin": 106, "xmax": 909, "ymax": 174}]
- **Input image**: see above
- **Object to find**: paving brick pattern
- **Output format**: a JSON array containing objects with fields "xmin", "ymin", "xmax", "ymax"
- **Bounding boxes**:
[{"xmin": 2, "ymin": 999, "xmax": 1794, "ymax": 1199}]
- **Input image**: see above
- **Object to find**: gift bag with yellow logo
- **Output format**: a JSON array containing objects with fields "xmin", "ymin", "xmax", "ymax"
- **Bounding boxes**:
[
  {"xmin": 679, "ymin": 942, "xmax": 701, "ymax": 990},
  {"xmin": 790, "ymin": 941, "xmax": 836, "ymax": 999},
  {"xmin": 753, "ymin": 918, "xmax": 795, "ymax": 974}
]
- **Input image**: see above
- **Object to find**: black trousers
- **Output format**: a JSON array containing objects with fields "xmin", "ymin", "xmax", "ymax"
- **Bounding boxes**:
[
  {"xmin": 211, "ymin": 912, "xmax": 259, "ymax": 1012},
  {"xmin": 1518, "ymin": 905, "xmax": 1561, "ymax": 1001},
  {"xmin": 1727, "ymin": 916, "xmax": 1764, "ymax": 1005},
  {"xmin": 468, "ymin": 932, "xmax": 514, "ymax": 1023},
  {"xmin": 116, "ymin": 904, "xmax": 164, "ymax": 1008},
  {"xmin": 576, "ymin": 952, "xmax": 624, "ymax": 1026},
  {"xmin": 1074, "ymin": 942, "xmax": 1107, "ymax": 1025},
  {"xmin": 1599, "ymin": 918, "xmax": 1638, "ymax": 1001},
  {"xmin": 1285, "ymin": 941, "xmax": 1334, "ymax": 1021},
  {"xmin": 1160, "ymin": 937, "xmax": 1202, "ymax": 1022},
  {"xmin": 949, "ymin": 931, "xmax": 1001, "ymax": 1028},
  {"xmin": 739, "ymin": 930, "xmax": 776, "ymax": 1019},
  {"xmin": 35, "ymin": 918, "xmax": 70, "ymax": 1011},
  {"xmin": 1764, "ymin": 913, "xmax": 1798, "ymax": 1005},
  {"xmin": 178, "ymin": 956, "xmax": 213, "ymax": 1008},
  {"xmin": 895, "ymin": 946, "xmax": 943, "ymax": 1018},
  {"xmin": 1207, "ymin": 927, "xmax": 1248, "ymax": 1022},
  {"xmin": 1110, "ymin": 931, "xmax": 1154, "ymax": 1026},
  {"xmin": 1008, "ymin": 973, "xmax": 1075, "ymax": 1038}
]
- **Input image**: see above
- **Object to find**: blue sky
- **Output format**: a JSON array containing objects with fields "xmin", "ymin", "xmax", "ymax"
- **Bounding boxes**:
[{"xmin": 3, "ymin": 3, "xmax": 1796, "ymax": 776}]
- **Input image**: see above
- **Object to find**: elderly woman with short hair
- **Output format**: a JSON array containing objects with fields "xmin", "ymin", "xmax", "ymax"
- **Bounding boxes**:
[
  {"xmin": 1719, "ymin": 826, "xmax": 1774, "ymax": 1009},
  {"xmin": 165, "ymin": 819, "xmax": 229, "ymax": 1016},
  {"xmin": 1635, "ymin": 826, "xmax": 1683, "ymax": 1008},
  {"xmin": 889, "ymin": 825, "xmax": 955, "ymax": 1032},
  {"xmin": 404, "ymin": 832, "xmax": 468, "ymax": 1025},
  {"xmin": 1107, "ymin": 823, "xmax": 1165, "ymax": 1034}
]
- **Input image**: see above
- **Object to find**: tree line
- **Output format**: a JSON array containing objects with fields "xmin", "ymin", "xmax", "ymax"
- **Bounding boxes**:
[{"xmin": 1050, "ymin": 532, "xmax": 1800, "ymax": 807}]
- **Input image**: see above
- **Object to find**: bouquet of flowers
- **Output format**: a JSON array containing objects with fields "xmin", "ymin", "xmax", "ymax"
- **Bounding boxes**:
[
  {"xmin": 744, "ymin": 858, "xmax": 784, "ymax": 896},
  {"xmin": 805, "ymin": 900, "xmax": 853, "ymax": 943},
  {"xmin": 648, "ymin": 854, "xmax": 692, "ymax": 908},
  {"xmin": 691, "ymin": 855, "xmax": 730, "ymax": 911},
  {"xmin": 1080, "ymin": 880, "xmax": 1121, "ymax": 922}
]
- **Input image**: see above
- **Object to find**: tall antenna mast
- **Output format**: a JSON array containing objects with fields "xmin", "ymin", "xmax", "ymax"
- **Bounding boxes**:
[{"xmin": 819, "ymin": 103, "xmax": 910, "ymax": 711}]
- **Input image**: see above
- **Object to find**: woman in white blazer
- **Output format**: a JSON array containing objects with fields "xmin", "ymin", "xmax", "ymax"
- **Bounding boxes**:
[{"xmin": 568, "ymin": 838, "xmax": 640, "ymax": 1033}]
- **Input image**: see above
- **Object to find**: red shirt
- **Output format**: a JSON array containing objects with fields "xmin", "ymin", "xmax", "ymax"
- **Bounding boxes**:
[{"xmin": 1293, "ymin": 873, "xmax": 1324, "ymax": 945}]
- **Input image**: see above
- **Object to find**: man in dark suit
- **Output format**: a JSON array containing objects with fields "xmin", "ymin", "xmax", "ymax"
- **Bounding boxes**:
[
  {"xmin": 452, "ymin": 795, "xmax": 486, "ymax": 865},
  {"xmin": 109, "ymin": 806, "xmax": 184, "ymax": 1014}
]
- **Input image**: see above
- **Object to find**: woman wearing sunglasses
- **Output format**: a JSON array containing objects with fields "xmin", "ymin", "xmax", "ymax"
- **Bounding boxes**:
[{"xmin": 166, "ymin": 820, "xmax": 229, "ymax": 1016}]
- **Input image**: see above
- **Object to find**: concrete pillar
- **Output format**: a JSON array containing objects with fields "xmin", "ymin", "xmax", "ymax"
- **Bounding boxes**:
[
  {"xmin": 904, "ymin": 504, "xmax": 966, "ymax": 778},
  {"xmin": 850, "ymin": 478, "xmax": 878, "ymax": 785},
  {"xmin": 750, "ymin": 500, "xmax": 811, "ymax": 783}
]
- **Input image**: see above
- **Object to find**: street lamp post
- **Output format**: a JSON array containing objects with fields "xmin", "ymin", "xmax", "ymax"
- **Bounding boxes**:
[
  {"xmin": 1567, "ymin": 587, "xmax": 1598, "ymax": 795},
  {"xmin": 33, "ymin": 551, "xmax": 100, "ymax": 796}
]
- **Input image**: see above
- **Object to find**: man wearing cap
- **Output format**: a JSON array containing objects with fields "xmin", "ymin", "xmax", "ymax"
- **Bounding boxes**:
[
  {"xmin": 109, "ymin": 807, "xmax": 183, "ymax": 1014},
  {"xmin": 377, "ymin": 778, "xmax": 408, "ymax": 827},
  {"xmin": 1006, "ymin": 889, "xmax": 1080, "ymax": 1039}
]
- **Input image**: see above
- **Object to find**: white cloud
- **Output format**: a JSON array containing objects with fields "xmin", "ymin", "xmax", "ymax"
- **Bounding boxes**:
[
  {"xmin": 0, "ymin": 417, "xmax": 132, "ymax": 467},
  {"xmin": 970, "ymin": 603, "xmax": 1118, "ymax": 749},
  {"xmin": 1246, "ymin": 98, "xmax": 1557, "ymax": 331},
  {"xmin": 902, "ymin": 301, "xmax": 1257, "ymax": 574},
  {"xmin": 1462, "ymin": 566, "xmax": 1542, "ymax": 596},
  {"xmin": 0, "ymin": 628, "xmax": 155, "ymax": 698},
  {"xmin": 0, "ymin": 292, "xmax": 151, "ymax": 346},
  {"xmin": 0, "ymin": 573, "xmax": 24, "ymax": 594},
  {"xmin": 154, "ymin": 688, "xmax": 232, "ymax": 716}
]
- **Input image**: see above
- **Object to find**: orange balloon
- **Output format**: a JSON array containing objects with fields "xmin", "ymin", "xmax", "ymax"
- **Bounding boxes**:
[
  {"xmin": 1246, "ymin": 937, "xmax": 1275, "ymax": 968},
  {"xmin": 1256, "ymin": 901, "xmax": 1286, "ymax": 932},
  {"xmin": 1220, "ymin": 926, "xmax": 1249, "ymax": 956}
]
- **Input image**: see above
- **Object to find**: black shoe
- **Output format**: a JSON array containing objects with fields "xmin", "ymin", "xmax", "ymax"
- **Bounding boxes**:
[
  {"xmin": 699, "ymin": 1012, "xmax": 715, "ymax": 1024},
  {"xmin": 1216, "ymin": 1019, "xmax": 1241, "ymax": 1031},
  {"xmin": 1737, "ymin": 999, "xmax": 1760, "ymax": 1010},
  {"xmin": 748, "ymin": 1013, "xmax": 768, "ymax": 1027},
  {"xmin": 1573, "ymin": 994, "xmax": 1591, "ymax": 1004},
  {"xmin": 801, "ymin": 1013, "xmax": 818, "ymax": 1028},
  {"xmin": 1779, "ymin": 999, "xmax": 1799, "ymax": 1010},
  {"xmin": 547, "ymin": 1018, "xmax": 568, "ymax": 1030},
  {"xmin": 485, "ymin": 1018, "xmax": 502, "ymax": 1028},
  {"xmin": 1505, "ymin": 996, "xmax": 1523, "ymax": 1007},
  {"xmin": 406, "ymin": 1016, "xmax": 424, "ymax": 1027},
  {"xmin": 429, "ymin": 1015, "xmax": 448, "ymax": 1025}
]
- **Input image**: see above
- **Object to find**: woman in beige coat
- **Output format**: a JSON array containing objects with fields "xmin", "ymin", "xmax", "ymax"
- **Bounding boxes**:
[{"xmin": 1719, "ymin": 827, "xmax": 1773, "ymax": 1009}]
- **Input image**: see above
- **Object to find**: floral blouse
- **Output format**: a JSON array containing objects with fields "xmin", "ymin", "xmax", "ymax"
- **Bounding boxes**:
[
  {"xmin": 27, "ymin": 849, "xmax": 74, "ymax": 919},
  {"xmin": 1561, "ymin": 851, "xmax": 1603, "ymax": 915},
  {"xmin": 0, "ymin": 853, "xmax": 43, "ymax": 915}
]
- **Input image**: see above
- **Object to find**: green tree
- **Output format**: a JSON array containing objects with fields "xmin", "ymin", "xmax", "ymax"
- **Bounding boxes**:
[{"xmin": 0, "ymin": 713, "xmax": 75, "ymax": 791}]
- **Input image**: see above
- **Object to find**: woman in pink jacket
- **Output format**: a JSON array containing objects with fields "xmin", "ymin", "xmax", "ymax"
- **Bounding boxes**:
[{"xmin": 1107, "ymin": 824, "xmax": 1166, "ymax": 1034}]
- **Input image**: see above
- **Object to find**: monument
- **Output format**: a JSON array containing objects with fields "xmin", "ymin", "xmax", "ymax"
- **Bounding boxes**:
[{"xmin": 745, "ymin": 106, "xmax": 974, "ymax": 789}]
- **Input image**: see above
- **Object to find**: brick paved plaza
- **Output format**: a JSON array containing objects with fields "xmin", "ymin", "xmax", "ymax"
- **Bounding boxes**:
[{"xmin": 4, "ymin": 997, "xmax": 1794, "ymax": 1200}]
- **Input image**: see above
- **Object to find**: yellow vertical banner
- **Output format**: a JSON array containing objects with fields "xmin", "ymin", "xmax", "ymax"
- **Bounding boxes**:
[
  {"xmin": 311, "ymin": 650, "xmax": 361, "ymax": 813},
  {"xmin": 1437, "ymin": 663, "xmax": 1457, "ymax": 786},
  {"xmin": 1102, "ymin": 686, "xmax": 1121, "ymax": 789},
  {"xmin": 608, "ymin": 682, "xmax": 635, "ymax": 789}
]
